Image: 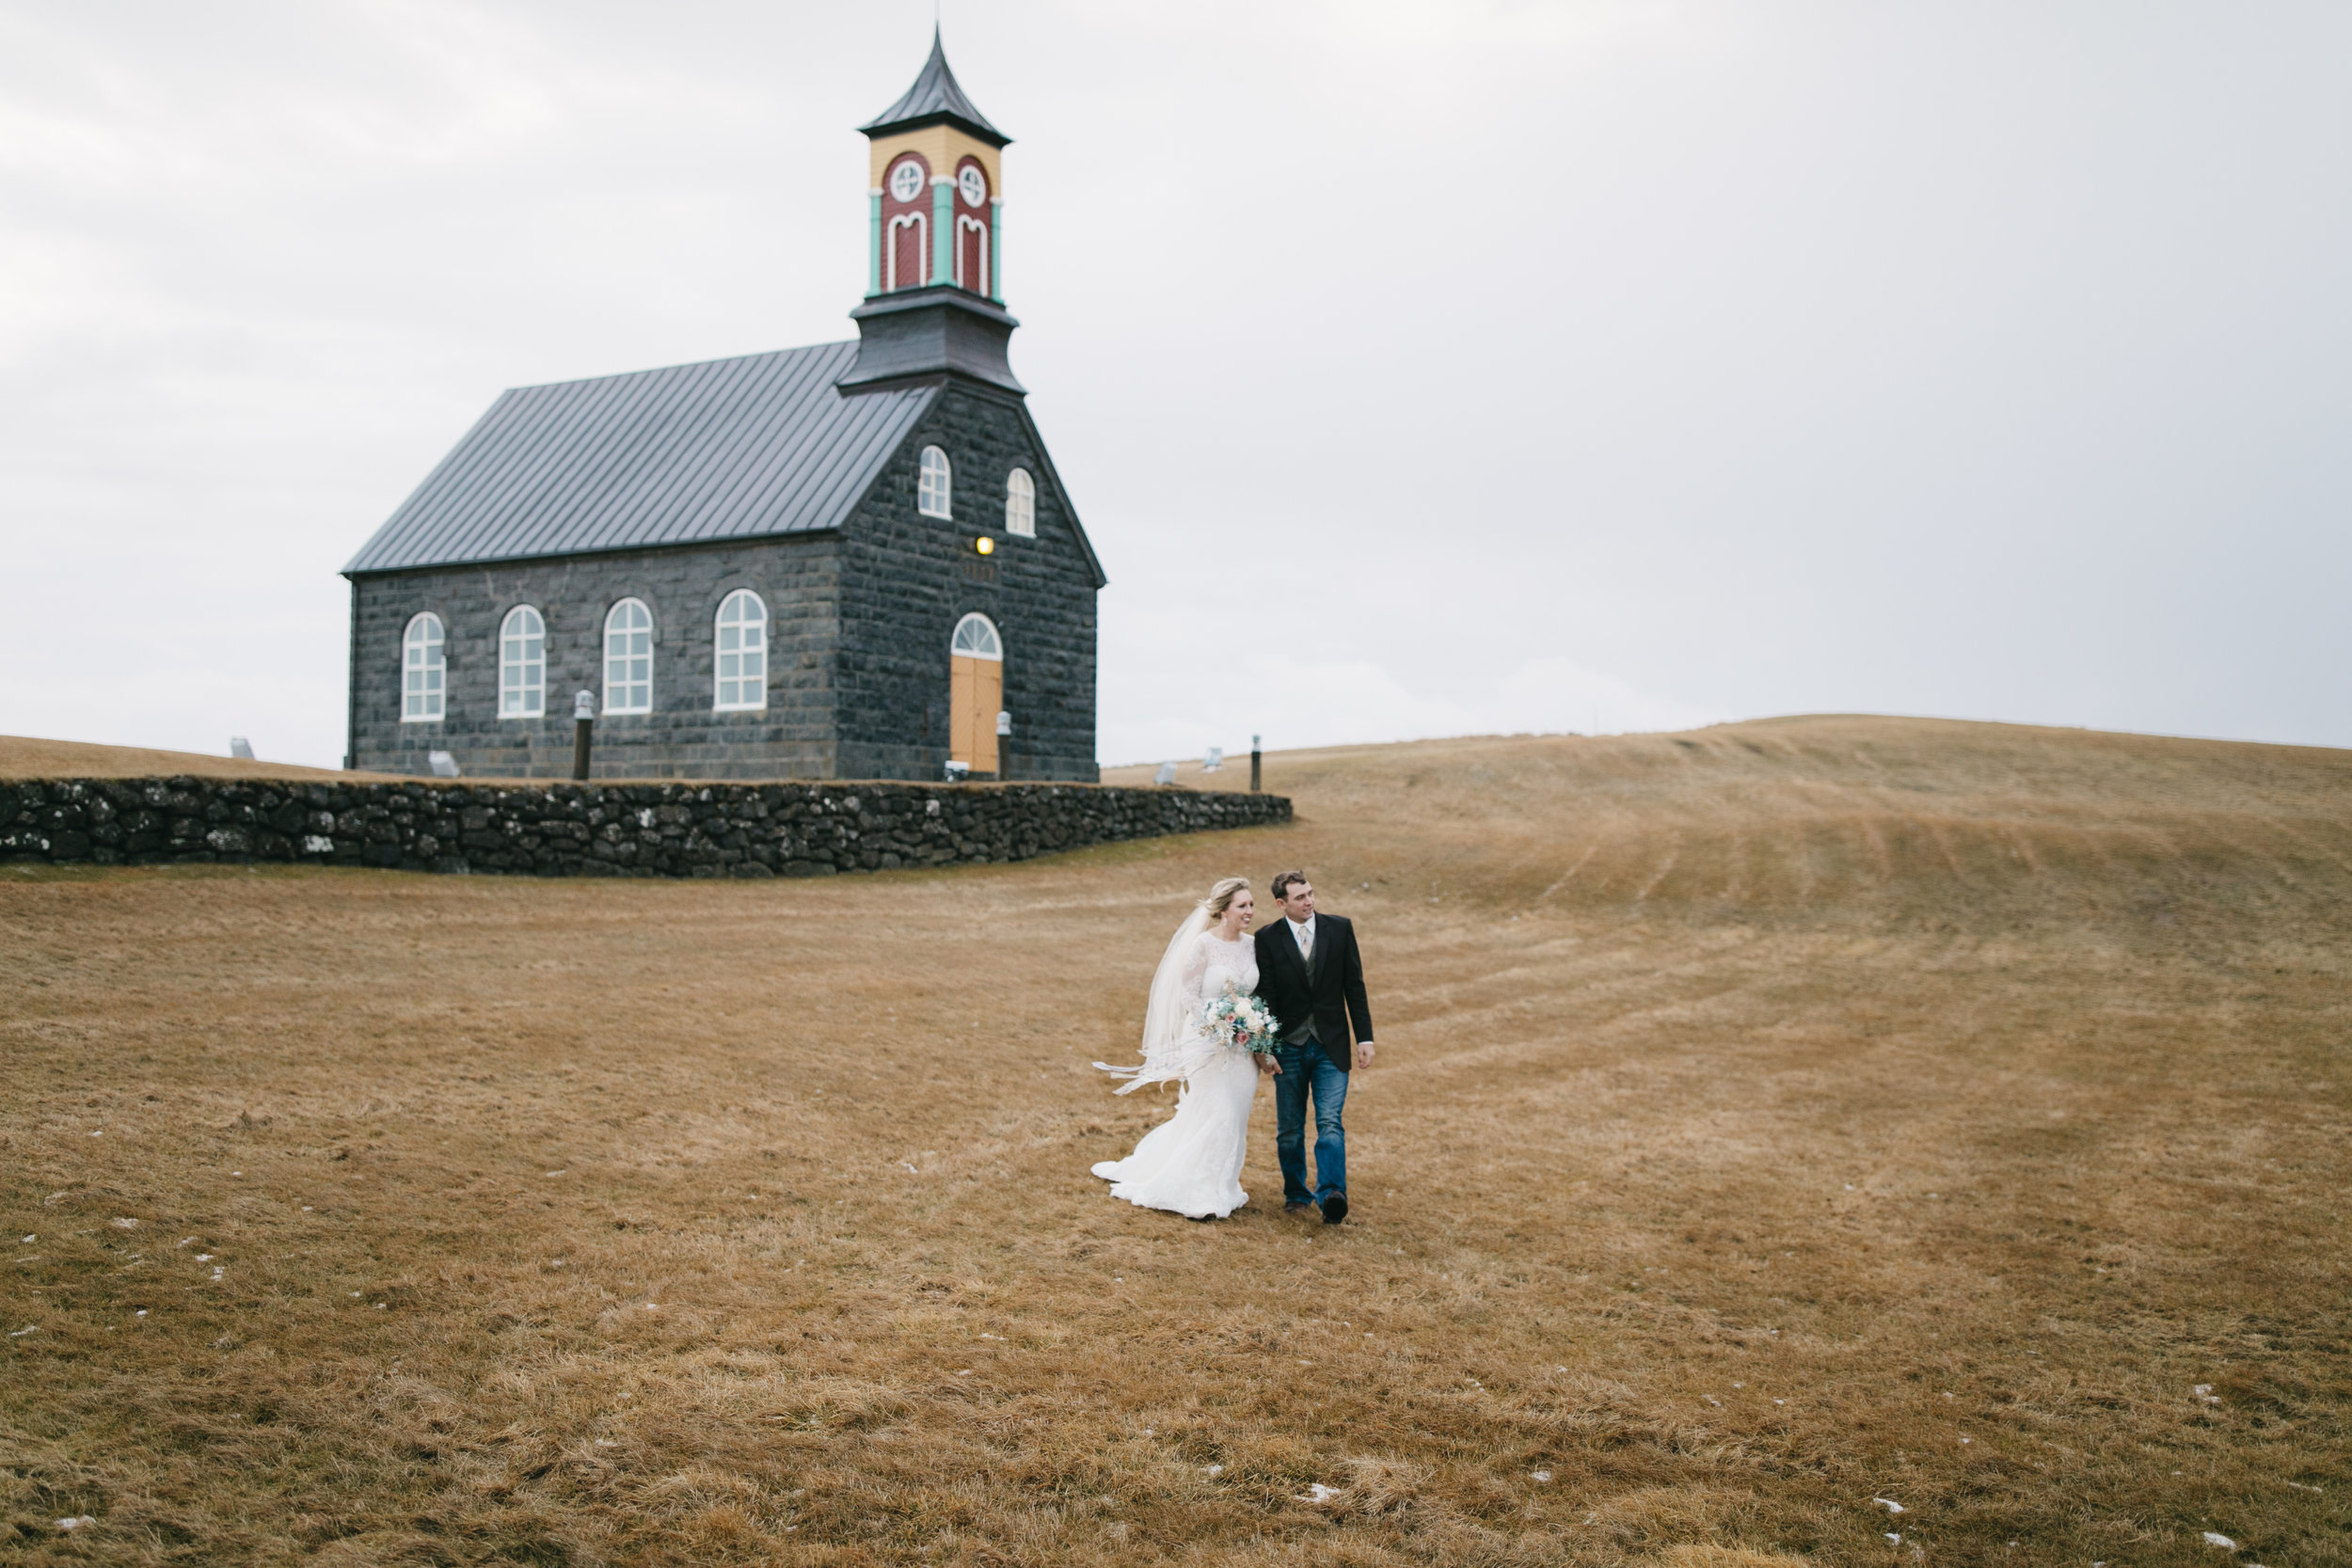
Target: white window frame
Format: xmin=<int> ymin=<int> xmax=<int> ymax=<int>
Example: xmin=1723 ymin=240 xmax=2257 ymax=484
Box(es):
xmin=950 ymin=611 xmax=1002 ymax=660
xmin=886 ymin=211 xmax=929 ymax=290
xmin=918 ymin=445 xmax=952 ymax=519
xmin=713 ymin=589 xmax=768 ymax=712
xmin=1004 ymin=467 xmax=1036 ymax=537
xmin=956 ymin=213 xmax=989 ymax=295
xmin=499 ymin=604 xmax=545 ymax=719
xmin=603 ymin=597 xmax=654 ymax=716
xmin=888 ymin=156 xmax=927 ymax=204
xmin=401 ymin=612 xmax=445 ymax=722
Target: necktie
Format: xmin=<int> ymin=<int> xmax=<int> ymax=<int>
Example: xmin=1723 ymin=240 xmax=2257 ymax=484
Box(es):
xmin=1297 ymin=922 xmax=1312 ymax=963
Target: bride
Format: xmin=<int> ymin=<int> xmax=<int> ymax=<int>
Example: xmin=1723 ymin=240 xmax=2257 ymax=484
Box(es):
xmin=1091 ymin=877 xmax=1268 ymax=1220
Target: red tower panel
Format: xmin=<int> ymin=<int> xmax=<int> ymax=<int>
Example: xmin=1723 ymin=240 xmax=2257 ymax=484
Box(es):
xmin=954 ymin=157 xmax=991 ymax=295
xmin=881 ymin=150 xmax=931 ymax=291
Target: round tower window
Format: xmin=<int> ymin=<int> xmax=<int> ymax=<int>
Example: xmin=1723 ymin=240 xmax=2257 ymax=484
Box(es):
xmin=959 ymin=166 xmax=987 ymax=208
xmin=889 ymin=158 xmax=926 ymax=202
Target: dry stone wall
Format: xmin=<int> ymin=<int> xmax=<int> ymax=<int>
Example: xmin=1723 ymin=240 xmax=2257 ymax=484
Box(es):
xmin=0 ymin=777 xmax=1289 ymax=878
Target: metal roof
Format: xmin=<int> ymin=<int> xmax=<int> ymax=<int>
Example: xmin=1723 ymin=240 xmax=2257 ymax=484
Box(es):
xmin=860 ymin=28 xmax=1009 ymax=148
xmin=343 ymin=342 xmax=934 ymax=575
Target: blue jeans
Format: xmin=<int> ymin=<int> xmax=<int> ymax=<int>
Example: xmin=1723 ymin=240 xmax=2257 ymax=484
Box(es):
xmin=1272 ymin=1039 xmax=1348 ymax=1205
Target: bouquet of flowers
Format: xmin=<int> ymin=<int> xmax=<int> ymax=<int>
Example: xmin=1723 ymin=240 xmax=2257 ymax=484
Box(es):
xmin=1200 ymin=988 xmax=1279 ymax=1055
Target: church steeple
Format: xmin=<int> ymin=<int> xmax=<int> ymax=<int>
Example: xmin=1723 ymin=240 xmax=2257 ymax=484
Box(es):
xmin=839 ymin=29 xmax=1023 ymax=394
xmin=860 ymin=26 xmax=1009 ymax=149
xmin=860 ymin=28 xmax=1008 ymax=304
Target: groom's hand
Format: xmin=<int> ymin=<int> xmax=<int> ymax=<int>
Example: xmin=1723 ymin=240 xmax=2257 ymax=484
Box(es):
xmin=1356 ymin=1040 xmax=1375 ymax=1069
xmin=1257 ymin=1053 xmax=1280 ymax=1076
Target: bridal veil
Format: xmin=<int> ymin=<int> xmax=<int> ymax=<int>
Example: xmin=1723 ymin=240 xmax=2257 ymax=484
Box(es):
xmin=1093 ymin=904 xmax=1224 ymax=1094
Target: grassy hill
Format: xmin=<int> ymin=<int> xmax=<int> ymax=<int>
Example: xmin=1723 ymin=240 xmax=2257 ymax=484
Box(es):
xmin=3 ymin=718 xmax=2345 ymax=1566
xmin=0 ymin=735 xmax=370 ymax=782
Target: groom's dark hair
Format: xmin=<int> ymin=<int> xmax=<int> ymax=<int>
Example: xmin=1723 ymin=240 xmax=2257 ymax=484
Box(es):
xmin=1270 ymin=869 xmax=1310 ymax=900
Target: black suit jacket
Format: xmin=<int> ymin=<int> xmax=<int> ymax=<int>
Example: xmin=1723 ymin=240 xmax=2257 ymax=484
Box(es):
xmin=1252 ymin=913 xmax=1374 ymax=1069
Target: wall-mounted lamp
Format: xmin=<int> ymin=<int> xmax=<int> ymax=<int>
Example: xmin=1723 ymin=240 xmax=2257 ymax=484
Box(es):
xmin=975 ymin=536 xmax=995 ymax=555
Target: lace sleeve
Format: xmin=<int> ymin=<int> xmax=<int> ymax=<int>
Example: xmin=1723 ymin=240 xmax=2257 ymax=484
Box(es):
xmin=1179 ymin=933 xmax=1213 ymax=1007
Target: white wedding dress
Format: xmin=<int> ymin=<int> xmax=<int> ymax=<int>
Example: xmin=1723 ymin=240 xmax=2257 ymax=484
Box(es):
xmin=1090 ymin=927 xmax=1262 ymax=1219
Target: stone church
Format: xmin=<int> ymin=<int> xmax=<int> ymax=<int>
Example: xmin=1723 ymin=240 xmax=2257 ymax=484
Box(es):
xmin=342 ymin=33 xmax=1104 ymax=782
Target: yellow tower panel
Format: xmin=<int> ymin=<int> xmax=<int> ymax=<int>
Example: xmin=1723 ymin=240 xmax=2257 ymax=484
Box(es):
xmin=867 ymin=128 xmax=1001 ymax=197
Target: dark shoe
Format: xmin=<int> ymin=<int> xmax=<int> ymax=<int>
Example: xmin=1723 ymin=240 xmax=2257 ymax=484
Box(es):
xmin=1284 ymin=1201 xmax=1314 ymax=1214
xmin=1320 ymin=1193 xmax=1348 ymax=1226
xmin=1187 ymin=1212 xmax=1216 ymax=1223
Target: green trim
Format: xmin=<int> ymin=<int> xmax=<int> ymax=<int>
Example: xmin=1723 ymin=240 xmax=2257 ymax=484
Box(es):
xmin=930 ymin=179 xmax=955 ymax=287
xmin=866 ymin=192 xmax=882 ymax=296
xmin=989 ymin=200 xmax=1003 ymax=303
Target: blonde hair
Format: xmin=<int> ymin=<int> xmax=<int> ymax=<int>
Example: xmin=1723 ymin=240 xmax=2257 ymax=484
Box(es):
xmin=1202 ymin=877 xmax=1251 ymax=921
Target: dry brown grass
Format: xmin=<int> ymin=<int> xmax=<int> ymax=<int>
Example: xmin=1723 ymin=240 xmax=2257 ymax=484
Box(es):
xmin=0 ymin=737 xmax=382 ymax=783
xmin=3 ymin=715 xmax=2346 ymax=1567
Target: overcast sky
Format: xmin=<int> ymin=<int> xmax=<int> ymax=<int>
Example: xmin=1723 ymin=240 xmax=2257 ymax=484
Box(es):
xmin=4 ymin=1 xmax=2347 ymax=768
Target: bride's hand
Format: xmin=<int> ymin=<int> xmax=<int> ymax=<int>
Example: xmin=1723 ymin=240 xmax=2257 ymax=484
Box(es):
xmin=1256 ymin=1053 xmax=1279 ymax=1076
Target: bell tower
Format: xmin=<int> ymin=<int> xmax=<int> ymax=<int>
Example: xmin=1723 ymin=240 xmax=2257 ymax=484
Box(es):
xmin=838 ymin=30 xmax=1024 ymax=393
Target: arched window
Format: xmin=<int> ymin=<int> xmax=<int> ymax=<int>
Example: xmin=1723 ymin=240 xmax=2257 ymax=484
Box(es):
xmin=713 ymin=589 xmax=767 ymax=711
xmin=918 ymin=445 xmax=952 ymax=519
xmin=948 ymin=613 xmax=1004 ymax=775
xmin=1004 ymin=467 xmax=1036 ymax=537
xmin=951 ymin=612 xmax=1002 ymax=659
xmin=401 ymin=612 xmax=444 ymax=722
xmin=887 ymin=211 xmax=928 ymax=290
xmin=499 ymin=605 xmax=545 ymax=719
xmin=956 ymin=214 xmax=989 ymax=295
xmin=603 ymin=598 xmax=653 ymax=715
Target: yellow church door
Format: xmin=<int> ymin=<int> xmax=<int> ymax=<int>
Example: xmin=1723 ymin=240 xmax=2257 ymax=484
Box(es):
xmin=948 ymin=613 xmax=1003 ymax=774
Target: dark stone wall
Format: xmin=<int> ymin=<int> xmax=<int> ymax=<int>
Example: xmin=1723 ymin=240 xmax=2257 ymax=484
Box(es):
xmin=349 ymin=536 xmax=843 ymax=781
xmin=0 ymin=777 xmax=1288 ymax=879
xmin=834 ymin=380 xmax=1100 ymax=782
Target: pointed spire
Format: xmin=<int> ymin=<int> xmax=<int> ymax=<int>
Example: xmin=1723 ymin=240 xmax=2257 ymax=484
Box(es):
xmin=860 ymin=27 xmax=1009 ymax=148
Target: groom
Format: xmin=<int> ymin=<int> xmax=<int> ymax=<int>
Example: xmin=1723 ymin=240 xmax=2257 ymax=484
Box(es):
xmin=1252 ymin=870 xmax=1375 ymax=1225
